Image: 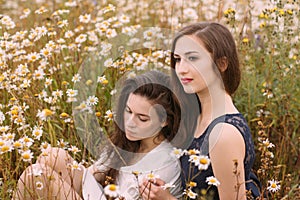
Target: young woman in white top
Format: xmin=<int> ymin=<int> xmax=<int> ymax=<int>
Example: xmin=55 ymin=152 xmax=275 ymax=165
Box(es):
xmin=14 ymin=70 xmax=183 ymax=200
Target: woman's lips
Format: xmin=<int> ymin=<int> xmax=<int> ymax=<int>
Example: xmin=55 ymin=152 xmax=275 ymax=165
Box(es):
xmin=180 ymin=78 xmax=193 ymax=84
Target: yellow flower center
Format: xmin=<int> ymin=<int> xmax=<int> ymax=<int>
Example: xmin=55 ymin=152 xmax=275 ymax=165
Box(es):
xmin=108 ymin=184 xmax=117 ymax=191
xmin=200 ymin=158 xmax=208 ymax=164
xmin=22 ymin=153 xmax=30 ymax=159
xmin=43 ymin=109 xmax=53 ymax=116
xmin=1 ymin=146 xmax=9 ymax=152
xmin=271 ymin=183 xmax=277 ymax=188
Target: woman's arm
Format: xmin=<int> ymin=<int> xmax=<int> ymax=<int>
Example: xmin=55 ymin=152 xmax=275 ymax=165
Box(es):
xmin=209 ymin=123 xmax=246 ymax=200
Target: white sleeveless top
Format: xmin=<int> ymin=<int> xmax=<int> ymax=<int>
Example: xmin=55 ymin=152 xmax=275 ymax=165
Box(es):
xmin=82 ymin=141 xmax=182 ymax=200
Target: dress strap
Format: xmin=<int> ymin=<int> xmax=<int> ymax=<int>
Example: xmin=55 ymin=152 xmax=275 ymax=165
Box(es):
xmin=198 ymin=115 xmax=227 ymax=155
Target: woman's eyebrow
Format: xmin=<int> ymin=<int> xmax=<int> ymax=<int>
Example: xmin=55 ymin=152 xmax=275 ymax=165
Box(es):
xmin=125 ymin=105 xmax=150 ymax=117
xmin=174 ymin=51 xmax=199 ymax=56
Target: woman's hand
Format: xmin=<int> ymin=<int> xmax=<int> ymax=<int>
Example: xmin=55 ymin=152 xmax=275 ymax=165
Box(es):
xmin=139 ymin=178 xmax=177 ymax=200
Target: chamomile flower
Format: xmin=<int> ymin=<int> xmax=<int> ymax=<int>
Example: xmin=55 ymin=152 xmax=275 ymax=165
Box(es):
xmin=0 ymin=141 xmax=13 ymax=154
xmin=104 ymin=184 xmax=119 ymax=198
xmin=183 ymin=188 xmax=197 ymax=199
xmin=267 ymin=179 xmax=281 ymax=192
xmin=183 ymin=8 xmax=198 ymax=19
xmin=145 ymin=172 xmax=160 ymax=183
xmin=71 ymin=73 xmax=81 ymax=83
xmin=40 ymin=141 xmax=49 ymax=151
xmin=37 ymin=109 xmax=54 ymax=121
xmin=68 ymin=145 xmax=81 ymax=154
xmin=171 ymin=147 xmax=184 ymax=158
xmin=64 ymin=30 xmax=74 ymax=39
xmin=75 ymin=34 xmax=87 ymax=43
xmin=0 ymin=125 xmax=10 ymax=133
xmin=68 ymin=160 xmax=82 ymax=171
xmin=186 ymin=149 xmax=200 ymax=155
xmin=21 ymin=150 xmax=34 ymax=162
xmin=206 ymin=176 xmax=220 ymax=186
xmin=197 ymin=155 xmax=211 ymax=170
xmin=27 ymin=52 xmax=40 ymax=63
xmin=32 ymin=126 xmax=43 ymax=140
xmin=86 ymin=95 xmax=98 ymax=106
xmin=20 ymin=136 xmax=34 ymax=147
xmin=106 ymin=28 xmax=117 ymax=38
xmin=35 ymin=181 xmax=44 ymax=190
xmin=52 ymin=90 xmax=63 ymax=99
xmin=104 ymin=110 xmax=114 ymax=121
xmin=79 ymin=14 xmax=91 ymax=23
xmin=119 ymin=14 xmax=130 ymax=24
xmin=66 ymin=89 xmax=78 ymax=97
xmin=57 ymin=139 xmax=69 ymax=149
xmin=262 ymin=138 xmax=275 ymax=148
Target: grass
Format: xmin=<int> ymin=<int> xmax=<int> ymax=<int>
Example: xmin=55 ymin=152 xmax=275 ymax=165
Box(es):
xmin=0 ymin=0 xmax=299 ymax=199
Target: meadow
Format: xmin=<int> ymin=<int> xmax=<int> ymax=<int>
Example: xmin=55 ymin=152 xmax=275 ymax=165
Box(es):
xmin=0 ymin=0 xmax=299 ymax=199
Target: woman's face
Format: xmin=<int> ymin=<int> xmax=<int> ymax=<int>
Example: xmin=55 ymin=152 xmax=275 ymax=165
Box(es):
xmin=173 ymin=35 xmax=220 ymax=94
xmin=124 ymin=93 xmax=164 ymax=142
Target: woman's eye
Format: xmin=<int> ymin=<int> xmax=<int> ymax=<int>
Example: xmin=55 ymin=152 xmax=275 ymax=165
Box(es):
xmin=174 ymin=57 xmax=181 ymax=63
xmin=139 ymin=117 xmax=149 ymax=122
xmin=125 ymin=107 xmax=131 ymax=113
xmin=188 ymin=56 xmax=198 ymax=61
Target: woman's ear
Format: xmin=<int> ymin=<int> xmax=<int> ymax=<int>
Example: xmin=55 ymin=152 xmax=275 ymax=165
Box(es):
xmin=217 ymin=57 xmax=228 ymax=72
xmin=161 ymin=121 xmax=168 ymax=128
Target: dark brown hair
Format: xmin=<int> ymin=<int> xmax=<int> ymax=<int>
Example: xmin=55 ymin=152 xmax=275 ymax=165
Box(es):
xmin=103 ymin=70 xmax=181 ymax=184
xmin=171 ymin=22 xmax=241 ymax=95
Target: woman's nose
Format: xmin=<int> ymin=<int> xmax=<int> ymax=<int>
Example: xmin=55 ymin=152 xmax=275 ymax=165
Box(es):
xmin=125 ymin=114 xmax=136 ymax=128
xmin=176 ymin=59 xmax=189 ymax=74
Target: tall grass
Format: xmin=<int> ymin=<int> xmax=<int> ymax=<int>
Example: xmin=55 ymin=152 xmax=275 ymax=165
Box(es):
xmin=0 ymin=0 xmax=299 ymax=199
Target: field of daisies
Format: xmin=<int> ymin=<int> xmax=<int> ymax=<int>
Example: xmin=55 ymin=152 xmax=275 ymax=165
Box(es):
xmin=0 ymin=0 xmax=299 ymax=199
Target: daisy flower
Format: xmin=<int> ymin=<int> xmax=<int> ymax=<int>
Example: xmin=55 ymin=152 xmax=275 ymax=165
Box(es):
xmin=79 ymin=14 xmax=91 ymax=23
xmin=104 ymin=110 xmax=114 ymax=121
xmin=186 ymin=149 xmax=200 ymax=155
xmin=64 ymin=30 xmax=74 ymax=39
xmin=171 ymin=147 xmax=184 ymax=158
xmin=37 ymin=109 xmax=54 ymax=121
xmin=68 ymin=145 xmax=81 ymax=154
xmin=21 ymin=150 xmax=34 ymax=162
xmin=32 ymin=126 xmax=43 ymax=140
xmin=86 ymin=95 xmax=98 ymax=106
xmin=183 ymin=188 xmax=197 ymax=199
xmin=206 ymin=176 xmax=220 ymax=186
xmin=68 ymin=161 xmax=82 ymax=171
xmin=66 ymin=89 xmax=78 ymax=97
xmin=119 ymin=14 xmax=130 ymax=24
xmin=35 ymin=181 xmax=44 ymax=190
xmin=75 ymin=34 xmax=87 ymax=43
xmin=145 ymin=172 xmax=159 ymax=184
xmin=71 ymin=73 xmax=81 ymax=83
xmin=262 ymin=138 xmax=275 ymax=148
xmin=104 ymin=184 xmax=119 ymax=198
xmin=0 ymin=141 xmax=13 ymax=154
xmin=57 ymin=139 xmax=69 ymax=149
xmin=267 ymin=179 xmax=281 ymax=192
xmin=197 ymin=155 xmax=211 ymax=170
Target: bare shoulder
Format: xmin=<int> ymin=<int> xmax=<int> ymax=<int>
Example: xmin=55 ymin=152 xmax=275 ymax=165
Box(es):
xmin=209 ymin=122 xmax=245 ymax=153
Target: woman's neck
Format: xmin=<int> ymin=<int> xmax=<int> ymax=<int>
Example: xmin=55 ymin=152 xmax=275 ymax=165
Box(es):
xmin=138 ymin=136 xmax=164 ymax=153
xmin=194 ymin=88 xmax=238 ymax=138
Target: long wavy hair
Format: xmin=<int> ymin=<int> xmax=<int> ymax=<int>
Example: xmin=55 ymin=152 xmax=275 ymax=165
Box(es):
xmin=98 ymin=70 xmax=181 ymax=184
xmin=169 ymin=22 xmax=241 ymax=146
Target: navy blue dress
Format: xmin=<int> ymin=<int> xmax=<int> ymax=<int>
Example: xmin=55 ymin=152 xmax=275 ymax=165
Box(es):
xmin=180 ymin=113 xmax=260 ymax=199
